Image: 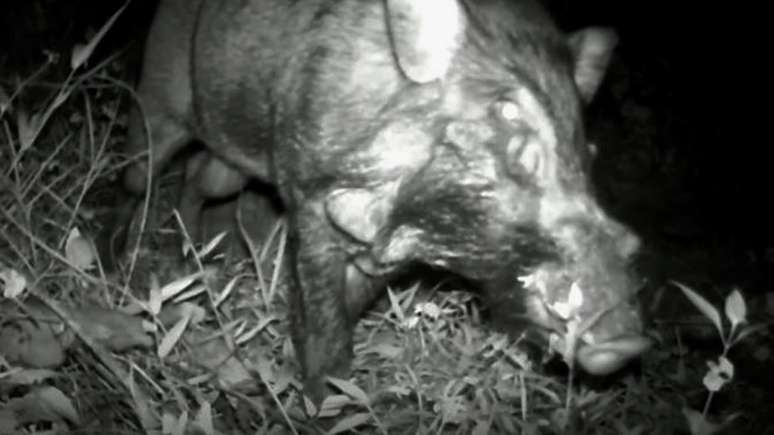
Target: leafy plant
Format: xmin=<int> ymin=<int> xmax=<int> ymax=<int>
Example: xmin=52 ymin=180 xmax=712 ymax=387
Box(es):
xmin=672 ymin=282 xmax=765 ymax=435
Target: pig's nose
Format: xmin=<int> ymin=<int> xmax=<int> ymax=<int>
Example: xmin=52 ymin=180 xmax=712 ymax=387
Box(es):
xmin=611 ymin=222 xmax=640 ymax=259
xmin=586 ymin=204 xmax=640 ymax=259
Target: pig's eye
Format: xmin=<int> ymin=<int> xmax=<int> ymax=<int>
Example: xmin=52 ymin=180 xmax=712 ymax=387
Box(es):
xmin=497 ymin=100 xmax=523 ymax=123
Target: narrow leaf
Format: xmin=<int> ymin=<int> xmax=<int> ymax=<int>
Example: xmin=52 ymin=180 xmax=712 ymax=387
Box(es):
xmin=148 ymin=285 xmax=163 ymax=316
xmin=158 ymin=312 xmax=191 ymax=359
xmin=327 ymin=377 xmax=370 ymax=405
xmin=214 ymin=276 xmax=240 ymax=308
xmin=673 ymin=281 xmax=723 ymax=339
xmin=197 ymin=231 xmax=228 ymax=257
xmin=303 ymin=395 xmax=318 ymax=417
xmin=160 ymin=272 xmax=200 ymax=302
xmin=71 ymin=1 xmax=128 ymax=69
xmin=318 ymin=394 xmax=351 ymax=418
xmin=386 ymin=287 xmax=405 ymax=322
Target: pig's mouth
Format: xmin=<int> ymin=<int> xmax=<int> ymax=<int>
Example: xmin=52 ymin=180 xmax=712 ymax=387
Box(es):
xmin=574 ymin=334 xmax=652 ymax=375
xmin=518 ymin=264 xmax=652 ymax=376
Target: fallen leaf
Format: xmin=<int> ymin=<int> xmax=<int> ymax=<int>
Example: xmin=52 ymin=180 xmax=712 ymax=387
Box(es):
xmin=6 ymin=386 xmax=80 ymax=425
xmin=0 ymin=269 xmax=27 ymax=298
xmin=0 ymin=297 xmax=152 ymax=369
xmin=187 ymin=334 xmax=252 ymax=390
xmin=69 ymin=305 xmax=154 ymax=351
xmin=0 ymin=306 xmax=69 ymax=367
xmin=65 ymin=227 xmax=96 ymax=270
xmin=158 ymin=302 xmax=207 ymax=327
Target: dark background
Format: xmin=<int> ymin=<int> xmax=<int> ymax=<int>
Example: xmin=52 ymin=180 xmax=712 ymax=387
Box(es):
xmin=1 ymin=0 xmax=768 ymax=292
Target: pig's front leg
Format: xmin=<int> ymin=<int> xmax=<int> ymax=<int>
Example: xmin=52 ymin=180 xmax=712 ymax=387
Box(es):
xmin=288 ymin=202 xmax=356 ymax=403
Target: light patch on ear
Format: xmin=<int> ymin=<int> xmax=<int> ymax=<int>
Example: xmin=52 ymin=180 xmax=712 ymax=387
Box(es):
xmin=568 ymin=27 xmax=617 ymax=103
xmin=325 ymin=185 xmax=398 ymax=243
xmin=386 ymin=0 xmax=463 ymax=83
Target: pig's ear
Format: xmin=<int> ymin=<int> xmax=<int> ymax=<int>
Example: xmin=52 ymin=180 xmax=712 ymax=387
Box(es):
xmin=386 ymin=0 xmax=464 ymax=83
xmin=325 ymin=187 xmax=395 ymax=244
xmin=568 ymin=27 xmax=618 ymax=103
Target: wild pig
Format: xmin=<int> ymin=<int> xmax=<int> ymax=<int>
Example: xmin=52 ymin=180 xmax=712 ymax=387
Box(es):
xmin=111 ymin=0 xmax=651 ymax=401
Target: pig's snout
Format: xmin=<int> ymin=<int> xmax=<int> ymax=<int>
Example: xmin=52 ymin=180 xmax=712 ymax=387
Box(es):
xmin=573 ymin=288 xmax=651 ymax=376
xmin=576 ymin=334 xmax=652 ymax=375
xmin=533 ymin=195 xmax=650 ymax=375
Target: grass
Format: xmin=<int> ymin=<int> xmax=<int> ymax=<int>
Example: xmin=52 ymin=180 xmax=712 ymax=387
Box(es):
xmin=1 ymin=21 xmax=773 ymax=435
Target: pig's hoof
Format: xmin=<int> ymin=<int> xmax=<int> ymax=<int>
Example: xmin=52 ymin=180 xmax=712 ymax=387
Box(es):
xmin=302 ymin=376 xmax=328 ymax=410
